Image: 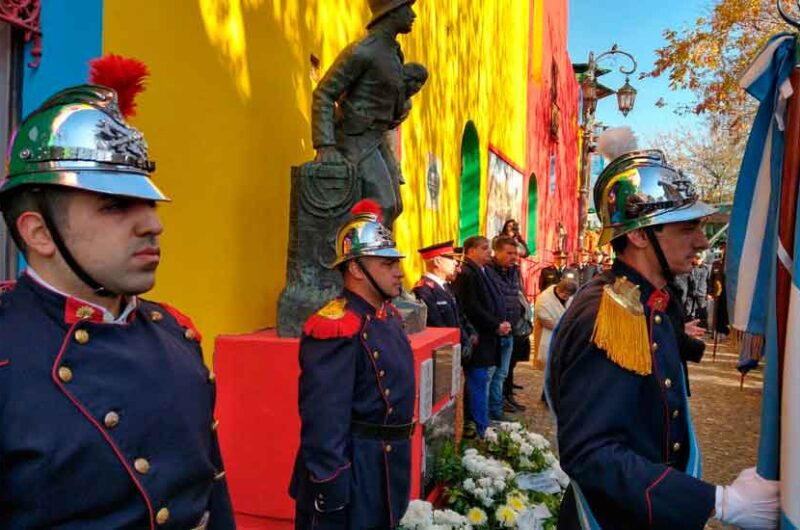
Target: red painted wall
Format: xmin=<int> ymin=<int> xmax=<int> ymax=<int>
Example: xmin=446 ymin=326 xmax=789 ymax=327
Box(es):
xmin=522 ymin=0 xmax=580 ymax=295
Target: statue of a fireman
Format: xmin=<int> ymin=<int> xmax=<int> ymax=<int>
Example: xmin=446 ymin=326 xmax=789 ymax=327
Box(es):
xmin=312 ymin=0 xmax=427 ymax=228
xmin=289 ymin=199 xmax=416 ymax=529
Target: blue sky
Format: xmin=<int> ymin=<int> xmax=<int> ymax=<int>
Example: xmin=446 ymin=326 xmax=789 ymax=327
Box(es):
xmin=568 ymin=0 xmax=710 ymax=142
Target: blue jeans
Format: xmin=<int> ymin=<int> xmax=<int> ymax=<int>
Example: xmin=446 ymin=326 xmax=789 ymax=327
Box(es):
xmin=464 ymin=367 xmax=490 ymax=436
xmin=488 ymin=335 xmax=513 ymax=417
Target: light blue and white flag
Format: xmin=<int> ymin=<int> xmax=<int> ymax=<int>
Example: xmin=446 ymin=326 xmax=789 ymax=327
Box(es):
xmin=728 ymin=32 xmax=800 ymax=529
xmin=727 ymin=33 xmax=796 ymax=371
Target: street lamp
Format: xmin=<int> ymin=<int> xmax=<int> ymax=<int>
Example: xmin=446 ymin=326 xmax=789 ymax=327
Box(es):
xmin=616 ymin=76 xmax=637 ymax=116
xmin=577 ymin=44 xmax=638 ymax=250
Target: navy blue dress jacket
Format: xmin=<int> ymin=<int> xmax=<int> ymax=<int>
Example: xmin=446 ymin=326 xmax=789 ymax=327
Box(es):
xmin=0 ymin=273 xmax=234 ymax=530
xmin=548 ymin=261 xmax=716 ymax=530
xmin=289 ymin=290 xmax=416 ymax=529
xmin=451 ymin=259 xmax=503 ymax=368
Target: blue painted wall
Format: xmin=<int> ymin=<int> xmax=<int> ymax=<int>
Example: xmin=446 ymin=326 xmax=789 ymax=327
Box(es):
xmin=22 ymin=0 xmax=103 ymax=115
xmin=17 ymin=0 xmax=103 ymax=271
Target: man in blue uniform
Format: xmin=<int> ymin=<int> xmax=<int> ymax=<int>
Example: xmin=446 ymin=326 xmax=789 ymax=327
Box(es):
xmin=413 ymin=240 xmax=462 ymax=329
xmin=0 ymin=85 xmax=234 ymax=529
xmin=548 ymin=149 xmax=780 ymax=529
xmin=289 ymin=199 xmax=416 ymax=529
xmin=413 ymin=240 xmax=477 ymax=351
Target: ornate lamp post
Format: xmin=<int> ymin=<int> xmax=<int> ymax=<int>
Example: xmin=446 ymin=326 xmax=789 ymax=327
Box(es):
xmin=577 ymin=44 xmax=638 ymax=250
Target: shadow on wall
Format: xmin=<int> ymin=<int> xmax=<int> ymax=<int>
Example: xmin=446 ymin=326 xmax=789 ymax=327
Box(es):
xmin=396 ymin=0 xmax=530 ymax=283
xmin=187 ymin=0 xmax=381 ymax=323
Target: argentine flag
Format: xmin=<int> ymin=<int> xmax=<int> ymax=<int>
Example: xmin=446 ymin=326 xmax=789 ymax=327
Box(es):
xmin=728 ymin=32 xmax=800 ymax=528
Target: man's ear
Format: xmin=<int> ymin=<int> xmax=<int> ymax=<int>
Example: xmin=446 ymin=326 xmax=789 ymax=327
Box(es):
xmin=346 ymin=259 xmax=365 ymax=280
xmin=626 ymin=229 xmax=650 ymax=250
xmin=16 ymin=211 xmax=56 ymax=257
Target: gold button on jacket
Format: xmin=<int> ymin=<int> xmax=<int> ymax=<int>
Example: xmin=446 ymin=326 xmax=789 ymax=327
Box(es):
xmin=104 ymin=411 xmax=120 ymax=429
xmin=134 ymin=458 xmax=150 ymax=475
xmin=58 ymin=366 xmax=73 ymax=383
xmin=74 ymin=329 xmax=90 ymax=344
xmin=156 ymin=507 xmax=170 ymax=525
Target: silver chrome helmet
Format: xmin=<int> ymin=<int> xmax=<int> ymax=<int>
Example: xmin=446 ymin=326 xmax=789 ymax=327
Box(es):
xmin=331 ymin=199 xmax=404 ymax=268
xmin=594 ymin=149 xmax=716 ymax=245
xmin=0 ymin=84 xmax=167 ymax=203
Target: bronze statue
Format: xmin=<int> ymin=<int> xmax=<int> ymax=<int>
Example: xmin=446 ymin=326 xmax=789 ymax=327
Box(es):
xmin=312 ymin=0 xmax=426 ymax=228
xmin=277 ymin=0 xmax=427 ymax=336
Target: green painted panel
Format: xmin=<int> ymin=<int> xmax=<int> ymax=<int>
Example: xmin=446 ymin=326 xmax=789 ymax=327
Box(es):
xmin=527 ymin=176 xmax=538 ymax=255
xmin=458 ymin=121 xmax=480 ymax=244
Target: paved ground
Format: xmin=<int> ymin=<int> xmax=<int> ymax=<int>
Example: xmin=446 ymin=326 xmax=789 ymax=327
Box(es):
xmin=510 ymin=334 xmax=764 ymax=529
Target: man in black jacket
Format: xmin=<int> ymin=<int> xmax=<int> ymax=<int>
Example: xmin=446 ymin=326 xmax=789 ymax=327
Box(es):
xmin=452 ymin=236 xmax=509 ymax=437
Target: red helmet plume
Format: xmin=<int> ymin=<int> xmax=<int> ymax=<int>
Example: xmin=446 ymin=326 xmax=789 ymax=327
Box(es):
xmin=88 ymin=54 xmax=150 ymax=118
xmin=351 ymin=199 xmax=383 ymax=222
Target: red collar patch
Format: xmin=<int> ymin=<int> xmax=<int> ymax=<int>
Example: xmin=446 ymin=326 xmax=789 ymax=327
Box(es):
xmin=64 ymin=298 xmax=106 ymax=324
xmin=646 ymin=290 xmax=670 ymax=312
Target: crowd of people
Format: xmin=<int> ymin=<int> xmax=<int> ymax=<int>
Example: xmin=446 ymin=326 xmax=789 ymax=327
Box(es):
xmin=411 ymin=219 xmax=612 ymax=438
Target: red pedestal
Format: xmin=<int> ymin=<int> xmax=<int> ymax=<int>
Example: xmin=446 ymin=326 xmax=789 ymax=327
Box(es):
xmin=215 ymin=326 xmax=459 ymax=529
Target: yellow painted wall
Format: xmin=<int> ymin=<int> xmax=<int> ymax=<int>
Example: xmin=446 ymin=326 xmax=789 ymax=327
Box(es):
xmin=103 ymin=0 xmax=530 ymax=359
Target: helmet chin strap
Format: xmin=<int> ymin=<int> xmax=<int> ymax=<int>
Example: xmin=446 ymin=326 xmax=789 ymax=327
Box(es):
xmin=644 ymin=227 xmax=675 ymax=285
xmin=355 ymin=258 xmax=393 ymax=301
xmin=34 ymin=190 xmax=118 ymax=298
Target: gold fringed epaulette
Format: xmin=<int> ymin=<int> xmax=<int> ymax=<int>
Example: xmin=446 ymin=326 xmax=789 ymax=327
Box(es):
xmin=591 ymin=277 xmax=652 ymax=375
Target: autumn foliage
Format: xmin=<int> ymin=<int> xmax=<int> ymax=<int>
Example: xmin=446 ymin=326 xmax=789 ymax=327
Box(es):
xmin=647 ymin=0 xmax=790 ymax=132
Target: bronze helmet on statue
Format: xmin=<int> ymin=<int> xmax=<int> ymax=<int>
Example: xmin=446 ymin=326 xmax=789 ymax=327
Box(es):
xmin=367 ymin=0 xmax=416 ymax=27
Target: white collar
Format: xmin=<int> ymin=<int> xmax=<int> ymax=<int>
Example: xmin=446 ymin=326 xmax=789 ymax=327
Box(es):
xmin=424 ymin=272 xmax=448 ymax=289
xmin=25 ymin=267 xmax=138 ymax=324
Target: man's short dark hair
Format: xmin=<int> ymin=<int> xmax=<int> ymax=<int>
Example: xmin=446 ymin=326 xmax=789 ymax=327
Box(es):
xmin=556 ymin=279 xmax=579 ymax=296
xmin=0 ymin=187 xmax=70 ymax=254
xmin=463 ymin=235 xmax=488 ymax=254
xmin=493 ymin=235 xmax=517 ymax=251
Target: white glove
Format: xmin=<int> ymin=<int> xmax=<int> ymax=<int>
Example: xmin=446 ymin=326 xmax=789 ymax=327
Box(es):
xmin=715 ymin=467 xmax=780 ymax=529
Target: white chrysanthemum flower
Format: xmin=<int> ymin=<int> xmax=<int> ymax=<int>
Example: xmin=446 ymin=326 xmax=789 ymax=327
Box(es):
xmin=519 ymin=442 xmax=534 ymax=456
xmin=400 ymin=500 xmax=433 ymax=526
xmin=485 ymin=429 xmax=499 ymax=444
xmin=493 ymin=478 xmax=506 ymax=491
xmin=495 ymin=505 xmax=518 ymax=527
xmin=481 ymin=494 xmax=494 ymax=508
xmin=527 ymin=432 xmax=550 ymax=450
xmin=507 ymin=494 xmax=527 ymax=513
xmin=510 ymin=432 xmax=523 ymax=444
xmin=478 ymin=477 xmax=493 ymax=488
xmin=462 ymin=478 xmax=476 ymax=492
xmin=433 ymin=508 xmax=469 ymax=525
xmin=466 ymin=507 xmax=488 ymax=525
xmin=464 ymin=448 xmax=479 ymax=457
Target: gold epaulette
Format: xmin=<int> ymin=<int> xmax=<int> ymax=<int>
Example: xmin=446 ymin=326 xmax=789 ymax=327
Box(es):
xmin=591 ymin=277 xmax=652 ymax=375
xmin=303 ymin=298 xmax=361 ymax=339
xmin=317 ymin=298 xmax=348 ymax=319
